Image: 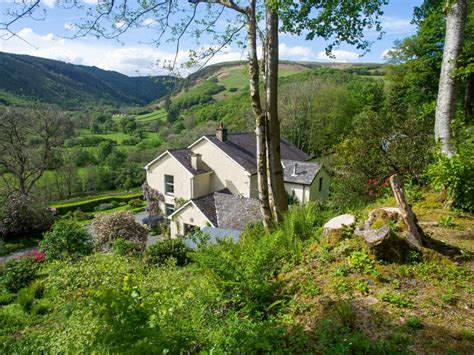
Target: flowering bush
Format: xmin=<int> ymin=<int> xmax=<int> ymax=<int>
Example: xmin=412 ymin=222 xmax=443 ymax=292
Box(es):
xmin=0 ymin=193 xmax=55 ymax=240
xmin=142 ymin=182 xmax=164 ymax=216
xmin=91 ymin=211 xmax=148 ymax=252
xmin=40 ymin=220 xmax=93 ymax=261
xmin=25 ymin=250 xmax=46 ymax=263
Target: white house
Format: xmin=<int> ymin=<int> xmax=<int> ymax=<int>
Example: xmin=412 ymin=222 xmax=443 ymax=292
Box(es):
xmin=144 ymin=123 xmax=330 ymax=237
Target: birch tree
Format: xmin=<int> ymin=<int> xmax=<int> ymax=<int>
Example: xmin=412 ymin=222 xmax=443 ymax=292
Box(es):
xmin=435 ymin=0 xmax=468 ymax=156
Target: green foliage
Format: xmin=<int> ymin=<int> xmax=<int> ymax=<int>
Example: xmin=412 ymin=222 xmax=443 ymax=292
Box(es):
xmin=111 ymin=238 xmax=138 ymax=256
xmin=426 ymin=143 xmax=474 ymax=212
xmin=334 ymin=299 xmax=357 ymax=329
xmin=1 ymin=257 xmax=38 ymax=293
xmin=438 ymin=215 xmax=455 ymax=228
xmin=167 ymin=79 xmax=225 ymax=121
xmin=52 ymin=192 xmax=143 ymax=215
xmin=145 ymin=239 xmax=189 ymax=266
xmin=404 ymin=316 xmax=423 ymax=330
xmin=379 ymin=292 xmax=413 ymax=308
xmin=347 ymin=251 xmax=377 ymax=275
xmin=40 ymin=220 xmax=93 ymax=261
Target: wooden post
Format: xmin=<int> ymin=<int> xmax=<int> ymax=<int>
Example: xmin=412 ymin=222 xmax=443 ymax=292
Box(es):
xmin=390 ymin=174 xmax=425 ymax=249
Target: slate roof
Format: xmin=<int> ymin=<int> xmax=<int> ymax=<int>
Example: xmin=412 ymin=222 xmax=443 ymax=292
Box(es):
xmin=204 ymin=133 xmax=311 ymax=174
xmin=168 ymin=148 xmax=212 ymax=176
xmin=214 ymin=192 xmax=261 ymax=231
xmin=282 ymin=159 xmax=323 ymax=186
xmin=186 ymin=189 xmax=260 ymax=231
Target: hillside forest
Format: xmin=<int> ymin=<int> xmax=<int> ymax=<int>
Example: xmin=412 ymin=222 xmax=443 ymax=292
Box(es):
xmin=0 ymin=0 xmax=473 ymax=353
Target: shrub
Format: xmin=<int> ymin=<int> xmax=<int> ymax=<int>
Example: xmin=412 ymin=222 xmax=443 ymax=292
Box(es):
xmin=0 ymin=193 xmax=55 ymax=240
xmin=128 ymin=199 xmax=143 ymax=209
xmin=73 ymin=210 xmax=93 ymax=221
xmin=426 ymin=143 xmax=474 ymax=212
xmin=52 ymin=193 xmax=143 ymax=215
xmin=91 ymin=211 xmax=148 ymax=252
xmin=1 ymin=257 xmax=39 ymax=292
xmin=40 ymin=220 xmax=93 ymax=261
xmin=112 ymin=238 xmax=138 ymax=256
xmin=145 ymin=239 xmax=189 ymax=266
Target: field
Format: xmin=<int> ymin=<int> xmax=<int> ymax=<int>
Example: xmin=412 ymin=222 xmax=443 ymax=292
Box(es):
xmin=217 ymin=64 xmax=311 ymax=91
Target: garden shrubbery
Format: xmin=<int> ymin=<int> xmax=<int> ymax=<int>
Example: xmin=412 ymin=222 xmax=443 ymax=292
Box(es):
xmin=39 ymin=220 xmax=93 ymax=261
xmin=91 ymin=211 xmax=148 ymax=252
xmin=145 ymin=239 xmax=189 ymax=266
xmin=1 ymin=256 xmax=40 ymax=292
xmin=0 ymin=193 xmax=55 ymax=241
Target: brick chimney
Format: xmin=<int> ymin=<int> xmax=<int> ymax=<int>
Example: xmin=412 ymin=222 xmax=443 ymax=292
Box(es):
xmin=216 ymin=122 xmax=227 ymax=142
xmin=191 ymin=153 xmax=202 ymax=170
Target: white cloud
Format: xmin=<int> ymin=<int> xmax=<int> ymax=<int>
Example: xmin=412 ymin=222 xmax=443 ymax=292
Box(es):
xmin=279 ymin=43 xmax=313 ymax=60
xmin=142 ymin=18 xmax=157 ymax=27
xmin=0 ymin=28 xmax=245 ymax=76
xmin=82 ymin=0 xmax=98 ymax=4
xmin=316 ymin=49 xmax=359 ymax=62
xmin=41 ymin=0 xmax=56 ymax=8
xmin=381 ymin=47 xmax=401 ymax=60
xmin=380 ymin=16 xmax=415 ymax=34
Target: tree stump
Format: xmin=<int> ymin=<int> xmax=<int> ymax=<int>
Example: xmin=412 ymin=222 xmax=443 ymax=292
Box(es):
xmin=389 ymin=174 xmax=426 ymax=250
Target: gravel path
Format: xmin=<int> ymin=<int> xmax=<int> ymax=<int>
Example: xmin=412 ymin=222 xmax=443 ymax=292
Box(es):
xmin=0 ymin=246 xmax=38 ymax=263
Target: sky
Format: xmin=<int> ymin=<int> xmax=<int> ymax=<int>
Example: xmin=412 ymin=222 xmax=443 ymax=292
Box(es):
xmin=0 ymin=0 xmax=423 ymax=76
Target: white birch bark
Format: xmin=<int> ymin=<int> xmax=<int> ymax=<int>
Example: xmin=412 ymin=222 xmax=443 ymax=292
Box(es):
xmin=435 ymin=0 xmax=467 ymax=157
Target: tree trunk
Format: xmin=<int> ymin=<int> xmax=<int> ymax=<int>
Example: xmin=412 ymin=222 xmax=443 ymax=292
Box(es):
xmin=265 ymin=5 xmax=288 ymax=222
xmin=389 ymin=174 xmax=425 ymax=249
xmin=434 ymin=0 xmax=467 ymax=157
xmin=246 ymin=1 xmax=273 ymax=231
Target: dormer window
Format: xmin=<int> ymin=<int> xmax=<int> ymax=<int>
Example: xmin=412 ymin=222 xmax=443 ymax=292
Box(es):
xmin=165 ymin=175 xmax=174 ymax=195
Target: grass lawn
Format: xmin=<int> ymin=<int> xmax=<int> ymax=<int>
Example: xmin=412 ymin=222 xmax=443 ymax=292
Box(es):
xmin=135 ymin=109 xmax=167 ymax=122
xmin=78 ymin=129 xmax=134 ymax=144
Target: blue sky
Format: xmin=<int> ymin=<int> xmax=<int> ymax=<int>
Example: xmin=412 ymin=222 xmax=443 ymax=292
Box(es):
xmin=0 ymin=0 xmax=422 ymax=76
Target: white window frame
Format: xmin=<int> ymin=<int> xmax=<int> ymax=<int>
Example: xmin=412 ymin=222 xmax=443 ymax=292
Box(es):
xmin=165 ymin=203 xmax=175 ymax=216
xmin=164 ymin=174 xmax=174 ymax=195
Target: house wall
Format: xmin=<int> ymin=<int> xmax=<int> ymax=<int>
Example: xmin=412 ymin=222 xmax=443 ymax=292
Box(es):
xmin=192 ymin=173 xmax=212 ymax=199
xmin=284 ymin=182 xmax=309 ymax=204
xmin=170 ymin=203 xmax=212 ymax=238
xmin=309 ymin=169 xmax=330 ymax=200
xmin=191 ymin=139 xmax=252 ymax=197
xmin=146 ymin=153 xmax=192 ymax=213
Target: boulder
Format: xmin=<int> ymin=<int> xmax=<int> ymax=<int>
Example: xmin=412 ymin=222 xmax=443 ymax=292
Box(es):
xmin=323 ymin=214 xmax=356 ymax=245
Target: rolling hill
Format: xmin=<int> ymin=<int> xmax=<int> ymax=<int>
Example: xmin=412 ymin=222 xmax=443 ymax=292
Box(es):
xmin=0 ymin=52 xmax=179 ymax=107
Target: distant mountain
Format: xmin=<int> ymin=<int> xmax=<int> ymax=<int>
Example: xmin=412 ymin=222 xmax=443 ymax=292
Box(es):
xmin=0 ymin=52 xmax=179 ymax=107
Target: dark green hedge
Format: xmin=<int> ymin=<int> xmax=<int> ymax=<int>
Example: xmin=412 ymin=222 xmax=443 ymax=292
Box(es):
xmin=51 ymin=193 xmax=143 ymax=215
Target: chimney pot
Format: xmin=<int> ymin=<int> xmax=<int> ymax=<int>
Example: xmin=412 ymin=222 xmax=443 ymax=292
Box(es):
xmin=292 ymin=163 xmax=298 ymax=176
xmin=216 ymin=122 xmax=227 ymax=142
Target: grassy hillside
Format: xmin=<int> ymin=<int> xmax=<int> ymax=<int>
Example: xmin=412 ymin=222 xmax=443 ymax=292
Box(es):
xmin=0 ymin=52 xmax=178 ymax=107
xmin=0 ymin=191 xmax=472 ymax=353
